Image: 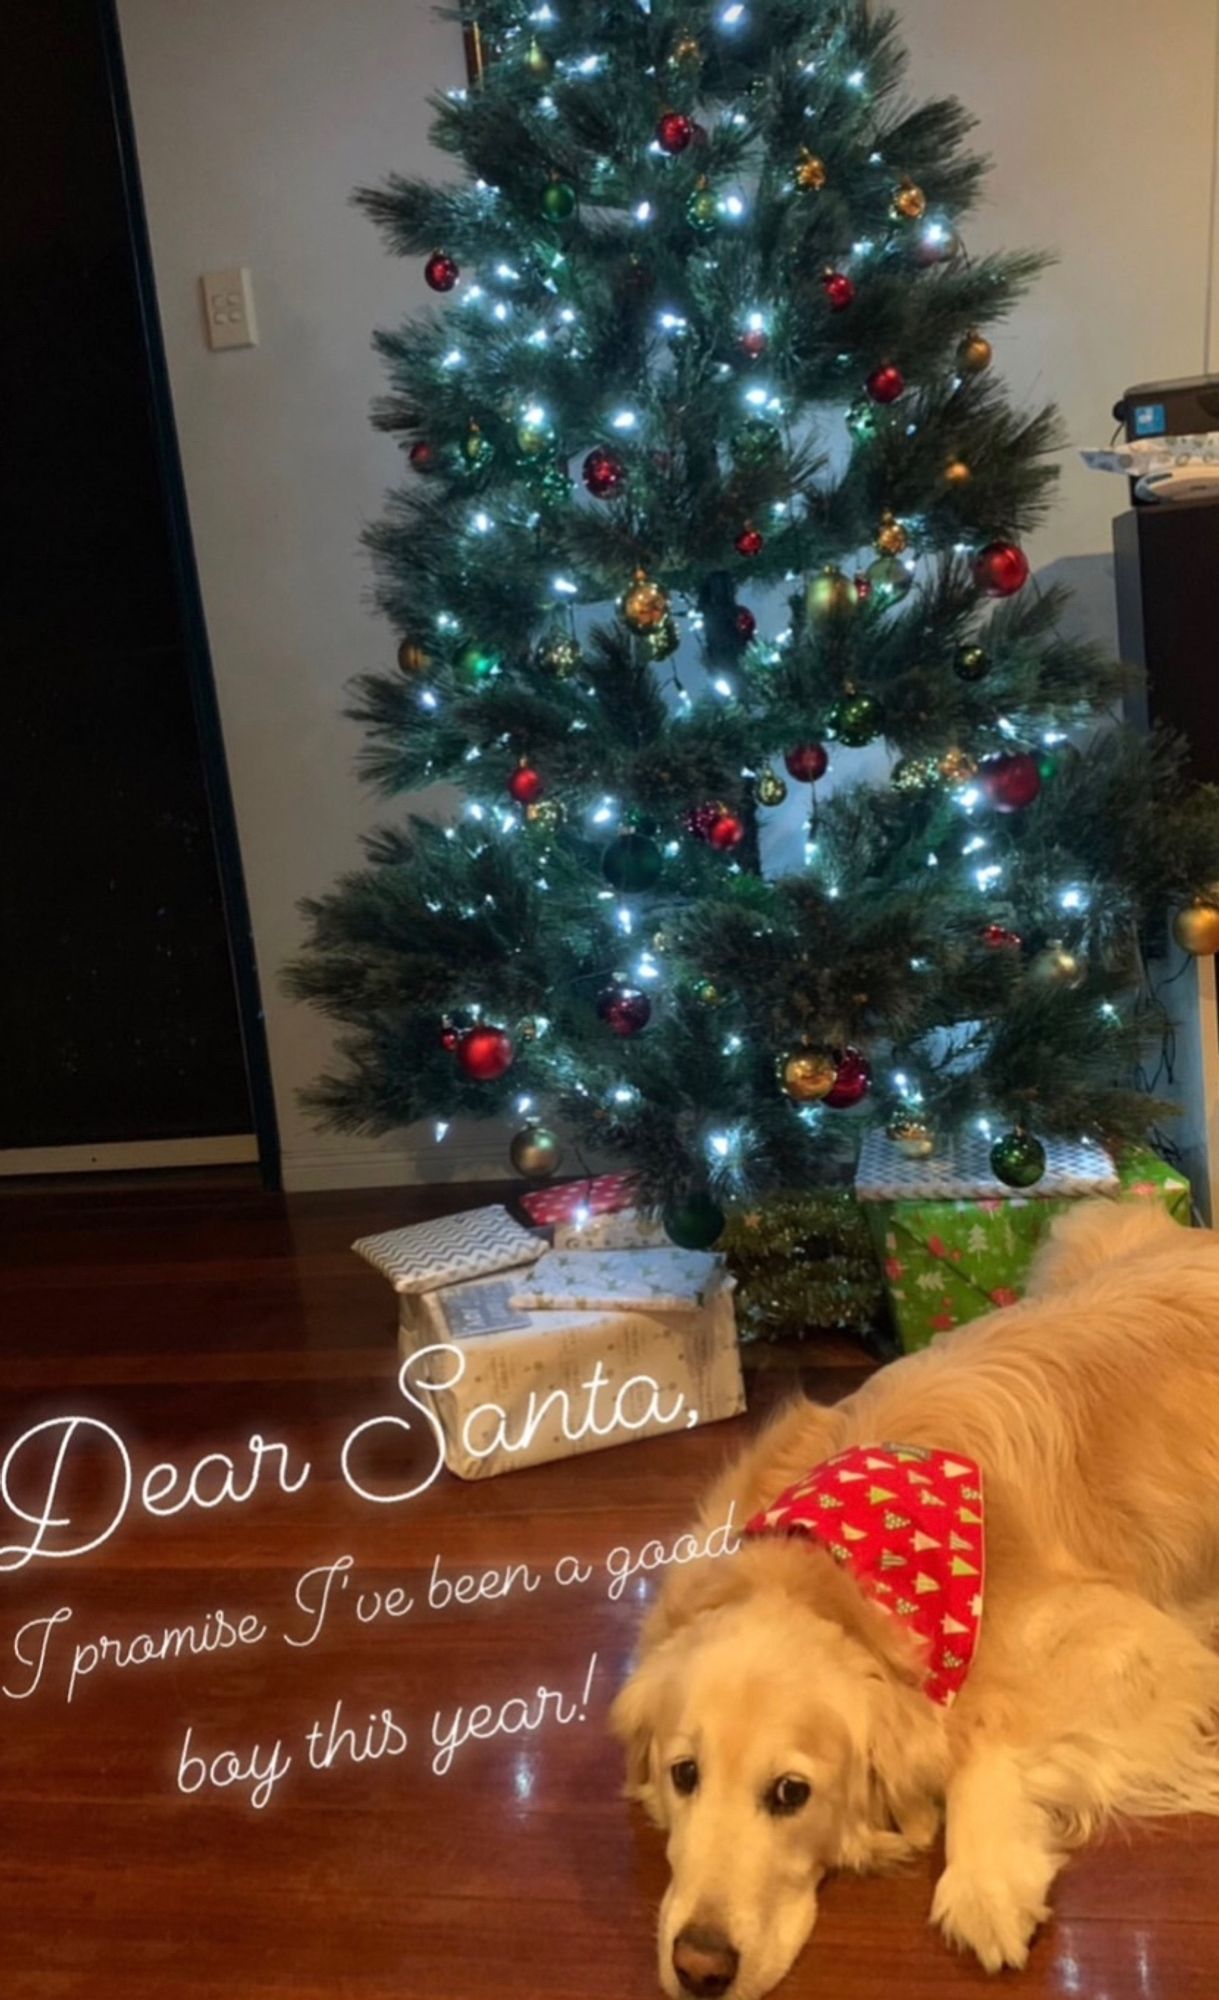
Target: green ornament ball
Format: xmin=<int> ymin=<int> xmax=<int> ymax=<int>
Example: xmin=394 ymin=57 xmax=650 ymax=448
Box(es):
xmin=732 ymin=416 xmax=783 ymax=466
xmin=686 ymin=184 xmax=719 ymax=235
xmin=541 ymin=179 xmax=577 ymax=223
xmin=664 ymin=1191 xmax=726 ymax=1250
xmin=955 ymin=643 xmax=990 ymax=683
xmin=457 ymin=642 xmax=498 ymax=680
xmin=829 ymin=692 xmax=883 ymax=748
xmin=602 ymin=831 xmax=663 ymax=893
xmin=867 ymin=555 xmax=913 ymax=605
xmin=990 ymin=1129 xmax=1047 ymax=1191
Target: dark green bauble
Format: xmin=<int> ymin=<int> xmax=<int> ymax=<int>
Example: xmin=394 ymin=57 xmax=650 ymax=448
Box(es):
xmin=646 ymin=614 xmax=681 ymax=660
xmin=806 ymin=565 xmax=856 ymax=622
xmin=955 ymin=643 xmax=990 ymax=683
xmin=603 ymin=832 xmax=663 ymax=892
xmin=541 ymin=179 xmax=577 ymax=223
xmin=732 ymin=416 xmax=783 ymax=465
xmin=534 ymin=462 xmax=571 ymax=509
xmin=846 ymin=399 xmax=879 ymax=444
xmin=535 ymin=632 xmax=582 ymax=679
xmin=457 ymin=642 xmax=498 ymax=680
xmin=990 ymin=1129 xmax=1047 ymax=1191
xmin=664 ymin=1191 xmax=726 ymax=1250
xmin=686 ymin=183 xmax=719 ymax=234
xmin=509 ymin=1124 xmax=563 ymax=1179
xmin=866 ymin=555 xmax=912 ymax=605
xmin=829 ymin=692 xmax=882 ymax=748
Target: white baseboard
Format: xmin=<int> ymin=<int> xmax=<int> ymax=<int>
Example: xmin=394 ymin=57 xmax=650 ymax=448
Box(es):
xmin=0 ymin=1134 xmax=259 ymax=1177
xmin=281 ymin=1126 xmax=510 ymax=1191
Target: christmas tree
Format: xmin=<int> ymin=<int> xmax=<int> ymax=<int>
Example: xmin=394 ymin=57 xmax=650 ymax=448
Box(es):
xmin=288 ymin=0 xmax=1219 ymax=1248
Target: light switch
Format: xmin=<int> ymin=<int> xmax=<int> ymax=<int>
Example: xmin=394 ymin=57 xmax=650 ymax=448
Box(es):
xmin=201 ymin=267 xmax=258 ymax=350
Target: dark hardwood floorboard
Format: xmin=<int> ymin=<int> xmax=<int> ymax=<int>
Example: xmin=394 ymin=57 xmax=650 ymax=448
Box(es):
xmin=0 ymin=1174 xmax=1213 ymax=1999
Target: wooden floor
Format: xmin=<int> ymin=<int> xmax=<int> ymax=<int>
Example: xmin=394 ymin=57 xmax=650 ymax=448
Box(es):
xmin=2 ymin=1173 xmax=1217 ymax=1999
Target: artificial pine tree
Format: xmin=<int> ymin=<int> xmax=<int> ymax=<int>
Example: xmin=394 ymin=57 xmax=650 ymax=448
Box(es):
xmin=289 ymin=0 xmax=1219 ymax=1249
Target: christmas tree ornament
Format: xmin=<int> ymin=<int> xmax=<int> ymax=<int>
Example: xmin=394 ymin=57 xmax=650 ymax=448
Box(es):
xmin=867 ymin=363 xmax=906 ymax=405
xmin=456 ymin=1025 xmax=515 ymax=1081
xmin=891 ymin=179 xmax=927 ymax=221
xmin=582 ymin=444 xmax=625 ymax=498
xmin=846 ymin=399 xmax=879 ymax=443
xmin=892 ymin=755 xmax=938 ymax=793
xmin=646 ymin=614 xmax=681 ymax=660
xmin=596 ymin=983 xmax=652 ymax=1036
xmin=732 ymin=416 xmax=783 ymax=464
xmin=509 ymin=1124 xmax=563 ymax=1178
xmin=825 ymin=1046 xmax=873 ymax=1109
xmin=603 ymin=831 xmax=663 ymax=891
xmin=867 ymin=555 xmax=913 ymax=604
xmin=424 ymin=250 xmax=460 ymax=292
xmin=1029 ymin=940 xmax=1087 ymax=990
xmin=457 ymin=641 xmax=497 ymax=679
xmin=664 ymin=1192 xmax=726 ymax=1251
xmin=990 ymin=1129 xmax=1047 ymax=1191
xmin=735 ymin=523 xmax=764 ymax=557
xmin=938 ymin=746 xmax=978 ymax=786
xmin=1173 ymin=898 xmax=1219 ymax=956
xmin=692 ymin=977 xmax=723 ymax=1007
xmin=785 ymin=743 xmax=829 ymax=784
xmin=684 ymin=802 xmax=724 ymax=842
xmin=887 ymin=1112 xmax=936 ymax=1159
xmin=974 ymin=540 xmax=1031 ymax=598
xmin=396 ymin=640 xmax=428 ymax=675
xmin=464 ymin=421 xmax=494 ymax=468
xmin=854 ymin=572 xmax=872 ymax=603
xmin=981 ymin=751 xmax=1042 ymax=812
xmin=793 ymin=148 xmax=828 ymax=191
xmin=524 ymin=36 xmax=553 ymax=78
xmin=829 ymin=692 xmax=882 ymax=748
xmin=408 ymin=439 xmax=434 ymax=472
xmin=507 ymin=763 xmax=544 ymax=807
xmin=669 ymin=29 xmax=702 ymax=70
xmin=874 ymin=512 xmax=910 ymax=558
xmin=756 ymin=767 xmax=788 ymax=807
xmin=807 ymin=565 xmax=856 ymax=621
xmin=535 ymin=632 xmax=582 ymax=678
xmin=958 ymin=330 xmax=994 ymax=375
xmin=687 ymin=179 xmax=719 ymax=234
xmin=541 ymin=177 xmax=578 ymax=223
xmin=735 ymin=605 xmax=757 ymax=640
xmin=823 ymin=270 xmax=856 ymax=311
xmin=439 ymin=1022 xmax=460 ymax=1052
xmin=708 ymin=809 xmax=746 ymax=852
xmin=913 ymin=224 xmax=962 ymax=269
xmin=955 ymin=643 xmax=990 ymax=682
xmin=656 ymin=110 xmax=694 ymax=154
xmin=983 ymin=923 xmax=1022 ymax=951
xmin=944 ymin=457 xmax=973 ymax=487
xmin=515 ymin=408 xmax=556 ymax=460
xmin=621 ymin=570 xmax=670 ymax=633
xmin=525 ymin=798 xmax=564 ymax=832
xmin=779 ymin=1047 xmax=838 ymax=1104
xmin=516 ymin=1016 xmax=541 ymax=1043
xmin=739 ymin=325 xmax=768 ymax=360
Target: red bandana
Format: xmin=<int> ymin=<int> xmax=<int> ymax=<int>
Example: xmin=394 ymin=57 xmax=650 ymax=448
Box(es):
xmin=744 ymin=1444 xmax=985 ymax=1706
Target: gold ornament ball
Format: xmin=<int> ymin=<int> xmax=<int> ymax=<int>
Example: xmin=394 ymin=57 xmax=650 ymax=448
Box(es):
xmin=646 ymin=614 xmax=681 ymax=660
xmin=794 ymin=149 xmax=828 ymax=192
xmin=779 ymin=1047 xmax=838 ymax=1105
xmin=396 ymin=640 xmax=429 ymax=674
xmin=887 ymin=1113 xmax=936 ymax=1160
xmin=892 ymin=755 xmax=939 ymax=794
xmin=938 ymin=747 xmax=979 ymax=786
xmin=1173 ymin=899 xmax=1219 ymax=957
xmin=874 ymin=511 xmax=909 ymax=558
xmin=1029 ymin=940 xmax=1088 ymax=991
xmin=669 ymin=29 xmax=702 ymax=70
xmin=621 ymin=571 xmax=670 ymax=633
xmin=509 ymin=1123 xmax=563 ymax=1178
xmin=535 ymin=633 xmax=582 ymax=679
xmin=958 ymin=330 xmax=994 ymax=375
xmin=525 ymin=798 xmax=564 ymax=832
xmin=891 ymin=179 xmax=927 ymax=221
xmin=524 ymin=36 xmax=553 ymax=79
xmin=806 ymin=565 xmax=856 ymax=622
xmin=944 ymin=458 xmax=973 ymax=487
xmin=693 ymin=978 xmax=722 ymax=1007
xmin=756 ymin=767 xmax=788 ymax=808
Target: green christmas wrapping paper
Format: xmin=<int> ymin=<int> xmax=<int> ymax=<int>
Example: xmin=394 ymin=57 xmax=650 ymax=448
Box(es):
xmin=857 ymin=1143 xmax=1191 ymax=1354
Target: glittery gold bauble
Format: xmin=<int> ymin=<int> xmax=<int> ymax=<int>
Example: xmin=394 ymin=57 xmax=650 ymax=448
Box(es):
xmin=516 ymin=1016 xmax=540 ymax=1043
xmin=958 ymin=330 xmax=994 ymax=375
xmin=1173 ymin=899 xmax=1219 ymax=956
xmin=891 ymin=179 xmax=927 ymax=221
xmin=778 ymin=1047 xmax=838 ymax=1105
xmin=621 ymin=570 xmax=670 ymax=633
xmin=794 ymin=149 xmax=828 ymax=192
xmin=509 ymin=1124 xmax=563 ymax=1178
xmin=944 ymin=459 xmax=973 ymax=487
xmin=465 ymin=422 xmax=493 ymax=468
xmin=1029 ymin=940 xmax=1088 ymax=990
xmin=669 ymin=29 xmax=702 ymax=69
xmin=874 ymin=511 xmax=909 ymax=557
xmin=938 ymin=747 xmax=978 ymax=786
xmin=887 ymin=1113 xmax=936 ymax=1160
xmin=524 ymin=36 xmax=553 ymax=78
xmin=806 ymin=565 xmax=856 ymax=622
xmin=652 ymin=928 xmax=670 ymax=955
xmin=645 ymin=614 xmax=681 ymax=660
xmin=525 ymin=798 xmax=564 ymax=831
xmin=396 ymin=640 xmax=428 ymax=674
xmin=692 ymin=978 xmax=723 ymax=1007
xmin=891 ymin=755 xmax=938 ymax=794
xmin=535 ymin=633 xmax=582 ymax=678
xmin=756 ymin=767 xmax=788 ymax=808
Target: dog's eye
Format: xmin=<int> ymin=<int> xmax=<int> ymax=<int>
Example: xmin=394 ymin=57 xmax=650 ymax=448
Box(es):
xmin=671 ymin=1758 xmax=699 ymax=1796
xmin=767 ymin=1775 xmax=812 ymax=1816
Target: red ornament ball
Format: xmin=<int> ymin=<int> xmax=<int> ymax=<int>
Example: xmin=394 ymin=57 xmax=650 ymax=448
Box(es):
xmin=983 ymin=923 xmax=1023 ymax=951
xmin=739 ymin=326 xmax=768 ymax=360
xmin=981 ymin=752 xmax=1042 ymax=814
xmin=582 ymin=445 xmax=625 ymax=499
xmin=408 ymin=439 xmax=435 ymax=472
xmin=656 ymin=110 xmax=694 ymax=154
xmin=735 ymin=524 xmax=764 ymax=558
xmin=974 ymin=541 xmax=1031 ymax=598
xmin=854 ymin=573 xmax=872 ymax=602
xmin=735 ymin=606 xmax=757 ymax=640
xmin=456 ymin=1025 xmax=514 ymax=1080
xmin=784 ymin=743 xmax=830 ymax=784
xmin=439 ymin=1023 xmax=460 ymax=1052
xmin=823 ymin=271 xmax=856 ymax=312
xmin=424 ymin=251 xmax=460 ymax=293
xmin=508 ymin=765 xmax=544 ymax=806
xmin=824 ymin=1046 xmax=872 ymax=1110
xmin=596 ymin=984 xmax=652 ymax=1037
xmin=867 ymin=363 xmax=906 ymax=406
xmin=709 ymin=810 xmax=746 ymax=852
xmin=684 ymin=801 xmax=724 ymax=842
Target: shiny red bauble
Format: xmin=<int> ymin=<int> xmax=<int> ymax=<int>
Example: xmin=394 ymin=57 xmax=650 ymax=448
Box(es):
xmin=739 ymin=327 xmax=768 ymax=360
xmin=973 ymin=541 xmax=1031 ymax=598
xmin=867 ymin=363 xmax=906 ymax=405
xmin=409 ymin=440 xmax=435 ymax=472
xmin=980 ymin=752 xmax=1042 ymax=813
xmin=507 ymin=765 xmax=544 ymax=806
xmin=439 ymin=1023 xmax=460 ymax=1051
xmin=735 ymin=606 xmax=757 ymax=640
xmin=424 ymin=251 xmax=460 ymax=293
xmin=456 ymin=1025 xmax=515 ymax=1080
xmin=596 ymin=984 xmax=652 ymax=1037
xmin=823 ymin=271 xmax=856 ymax=311
xmin=983 ymin=923 xmax=1023 ymax=950
xmin=824 ymin=1046 xmax=872 ymax=1110
xmin=582 ymin=445 xmax=625 ymax=499
xmin=709 ymin=811 xmax=746 ymax=852
xmin=784 ymin=743 xmax=830 ymax=784
xmin=684 ymin=802 xmax=722 ymax=841
xmin=656 ymin=110 xmax=694 ymax=154
xmin=735 ymin=525 xmax=764 ymax=558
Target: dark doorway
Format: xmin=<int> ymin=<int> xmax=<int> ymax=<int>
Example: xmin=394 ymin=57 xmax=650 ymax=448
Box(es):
xmin=0 ymin=0 xmax=277 ymax=1176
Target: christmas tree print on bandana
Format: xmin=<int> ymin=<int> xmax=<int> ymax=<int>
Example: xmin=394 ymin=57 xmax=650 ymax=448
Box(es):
xmin=744 ymin=1444 xmax=985 ymax=1706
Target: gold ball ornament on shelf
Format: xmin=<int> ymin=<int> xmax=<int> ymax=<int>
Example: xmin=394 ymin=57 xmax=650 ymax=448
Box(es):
xmin=806 ymin=565 xmax=856 ymax=622
xmin=891 ymin=178 xmax=927 ymax=221
xmin=778 ymin=1047 xmax=839 ymax=1105
xmin=1029 ymin=940 xmax=1088 ymax=990
xmin=874 ymin=511 xmax=909 ymax=558
xmin=958 ymin=330 xmax=994 ymax=375
xmin=793 ymin=148 xmax=828 ymax=192
xmin=756 ymin=767 xmax=788 ymax=808
xmin=938 ymin=746 xmax=979 ymax=787
xmin=509 ymin=1123 xmax=563 ymax=1179
xmin=621 ymin=570 xmax=670 ymax=633
xmin=1173 ymin=898 xmax=1219 ymax=956
xmin=887 ymin=1112 xmax=936 ymax=1160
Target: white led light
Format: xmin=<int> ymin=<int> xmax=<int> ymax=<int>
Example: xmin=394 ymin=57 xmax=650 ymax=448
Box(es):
xmin=471 ymin=511 xmax=493 ymax=533
xmin=434 ymin=1121 xmax=450 ymax=1142
xmin=617 ymin=906 xmax=633 ymax=935
xmin=612 ymin=409 xmax=638 ymax=429
xmin=442 ymin=348 xmax=464 ymax=369
xmin=495 ymin=262 xmax=520 ymax=281
xmin=420 ymin=691 xmax=438 ymax=711
xmin=709 ymin=1133 xmax=731 ymax=1159
xmin=975 ymin=864 xmax=1003 ymax=889
xmin=1060 ymin=886 xmax=1088 ymax=912
xmin=465 ymin=284 xmax=484 ymax=301
xmin=613 ymin=1086 xmax=637 ymax=1105
xmin=962 ymin=834 xmax=987 ymax=855
xmin=744 ymin=386 xmax=769 ymax=407
xmin=847 ymin=67 xmax=865 ymax=87
xmin=558 ymin=307 xmax=576 ymax=324
xmin=516 ymin=1096 xmax=534 ymax=1115
xmin=977 ymin=1117 xmax=992 ymax=1138
xmin=721 ymin=3 xmax=746 ymax=22
xmin=958 ymin=786 xmax=982 ymax=810
xmin=723 ymin=194 xmax=745 ymax=218
xmin=635 ymin=200 xmax=653 ymax=223
xmin=552 ymin=576 xmax=578 ymax=596
xmin=713 ymin=676 xmax=733 ymax=698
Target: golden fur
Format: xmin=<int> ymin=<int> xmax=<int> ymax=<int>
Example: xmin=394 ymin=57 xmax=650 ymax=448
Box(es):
xmin=611 ymin=1200 xmax=1219 ymax=1998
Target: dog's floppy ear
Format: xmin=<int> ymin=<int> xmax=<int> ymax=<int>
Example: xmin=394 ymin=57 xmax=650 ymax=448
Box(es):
xmin=609 ymin=1652 xmax=669 ymax=1826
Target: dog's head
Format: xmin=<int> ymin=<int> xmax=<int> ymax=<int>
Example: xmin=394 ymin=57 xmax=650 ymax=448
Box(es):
xmin=610 ymin=1543 xmax=947 ymax=2000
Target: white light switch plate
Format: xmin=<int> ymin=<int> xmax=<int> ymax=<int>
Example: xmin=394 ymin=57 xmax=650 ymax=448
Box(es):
xmin=200 ymin=267 xmax=258 ymax=350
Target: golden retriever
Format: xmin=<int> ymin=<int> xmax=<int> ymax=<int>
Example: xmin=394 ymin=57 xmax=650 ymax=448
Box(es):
xmin=611 ymin=1198 xmax=1219 ymax=1998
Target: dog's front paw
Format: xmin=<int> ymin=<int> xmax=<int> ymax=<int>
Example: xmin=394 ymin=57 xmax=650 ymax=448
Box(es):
xmin=931 ymin=1860 xmax=1050 ymax=1973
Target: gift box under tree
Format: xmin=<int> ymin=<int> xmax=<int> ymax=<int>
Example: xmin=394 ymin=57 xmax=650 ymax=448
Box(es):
xmin=856 ymin=1133 xmax=1191 ymax=1353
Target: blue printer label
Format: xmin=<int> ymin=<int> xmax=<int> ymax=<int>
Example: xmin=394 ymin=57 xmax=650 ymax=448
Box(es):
xmin=1132 ymin=402 xmax=1167 ymax=438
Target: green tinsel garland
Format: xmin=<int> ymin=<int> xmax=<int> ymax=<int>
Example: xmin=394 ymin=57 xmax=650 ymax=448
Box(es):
xmin=721 ymin=1190 xmax=885 ymax=1344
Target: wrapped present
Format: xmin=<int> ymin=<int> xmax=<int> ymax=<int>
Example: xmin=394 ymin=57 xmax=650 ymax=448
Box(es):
xmin=353 ymin=1204 xmax=544 ymax=1293
xmin=856 ymin=1135 xmax=1190 ymax=1354
xmin=511 ymin=1246 xmax=722 ymax=1312
xmin=519 ymin=1173 xmax=666 ymax=1250
xmin=395 ymin=1249 xmax=745 ymax=1480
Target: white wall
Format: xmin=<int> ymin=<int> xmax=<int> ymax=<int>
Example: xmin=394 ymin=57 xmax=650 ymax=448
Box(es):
xmin=118 ymin=0 xmax=1219 ymax=1190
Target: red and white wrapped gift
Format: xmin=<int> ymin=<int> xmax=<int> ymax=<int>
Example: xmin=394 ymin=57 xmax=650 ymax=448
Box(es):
xmin=519 ymin=1173 xmax=667 ymax=1249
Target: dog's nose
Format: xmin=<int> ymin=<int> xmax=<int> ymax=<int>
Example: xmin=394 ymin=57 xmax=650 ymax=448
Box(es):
xmin=673 ymin=1923 xmax=739 ymax=1997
